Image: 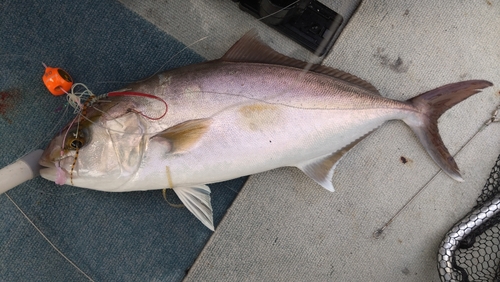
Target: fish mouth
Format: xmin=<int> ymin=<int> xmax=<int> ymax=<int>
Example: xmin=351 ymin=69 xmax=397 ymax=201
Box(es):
xmin=39 ymin=166 xmax=58 ymax=182
xmin=39 ymin=150 xmax=56 ymax=180
xmin=39 ymin=164 xmax=70 ymax=185
xmin=38 ymin=146 xmax=70 ymax=184
xmin=38 ymin=143 xmax=66 ymax=169
xmin=39 ymin=158 xmax=55 ymax=168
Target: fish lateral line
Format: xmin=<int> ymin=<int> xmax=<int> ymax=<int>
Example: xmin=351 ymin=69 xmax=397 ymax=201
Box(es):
xmin=177 ymin=90 xmax=415 ymax=112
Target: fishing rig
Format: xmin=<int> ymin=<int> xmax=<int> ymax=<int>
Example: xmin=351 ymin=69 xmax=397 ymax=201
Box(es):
xmin=0 ymin=65 xmax=169 ymax=192
xmin=47 ymin=66 xmax=169 ymax=185
xmin=60 ymin=88 xmax=168 ymax=185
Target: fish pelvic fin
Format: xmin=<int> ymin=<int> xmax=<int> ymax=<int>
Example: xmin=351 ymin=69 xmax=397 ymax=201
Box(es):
xmin=404 ymin=80 xmax=493 ymax=181
xmin=172 ymin=184 xmax=214 ymax=231
xmin=151 ymin=118 xmax=212 ymax=153
xmin=296 ymin=138 xmax=365 ymax=192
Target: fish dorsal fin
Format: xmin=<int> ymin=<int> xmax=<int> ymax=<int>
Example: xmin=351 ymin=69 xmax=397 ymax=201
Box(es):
xmin=172 ymin=184 xmax=214 ymax=230
xmin=152 ymin=118 xmax=212 ymax=153
xmin=222 ymin=30 xmax=380 ymax=94
xmin=296 ymin=138 xmax=365 ymax=192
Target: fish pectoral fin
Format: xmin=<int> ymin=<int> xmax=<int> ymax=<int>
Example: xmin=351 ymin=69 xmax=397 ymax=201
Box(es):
xmin=172 ymin=184 xmax=214 ymax=231
xmin=151 ymin=118 xmax=212 ymax=153
xmin=296 ymin=138 xmax=366 ymax=192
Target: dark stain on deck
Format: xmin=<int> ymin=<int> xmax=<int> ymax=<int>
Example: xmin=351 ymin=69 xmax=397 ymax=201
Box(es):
xmin=0 ymin=88 xmax=21 ymax=123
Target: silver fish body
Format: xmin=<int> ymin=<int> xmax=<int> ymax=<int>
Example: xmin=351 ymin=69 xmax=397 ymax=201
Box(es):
xmin=39 ymin=31 xmax=493 ymax=229
xmin=123 ymin=61 xmax=409 ymax=189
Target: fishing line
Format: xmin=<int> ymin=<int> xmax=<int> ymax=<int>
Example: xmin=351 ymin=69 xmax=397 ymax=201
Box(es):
xmin=139 ymin=36 xmax=209 ymax=83
xmin=373 ymin=102 xmax=500 ymax=239
xmin=162 ymin=189 xmax=185 ymax=209
xmin=1 ymin=56 xmax=87 ymax=191
xmin=0 ymin=55 xmax=79 ymax=151
xmin=61 ymin=114 xmax=80 ymax=155
xmin=1 ymin=58 xmax=75 ymax=160
xmin=107 ymin=91 xmax=168 ymax=120
xmin=63 ymin=83 xmax=96 ymax=114
xmin=96 ymin=36 xmax=209 ymax=85
xmin=57 ymin=85 xmax=169 ymax=135
xmin=54 ymin=86 xmax=170 ymax=183
xmin=4 ymin=192 xmax=95 ymax=282
xmin=71 ymin=86 xmax=402 ymax=139
xmin=77 ymin=7 xmax=351 ymax=136
xmin=254 ymin=0 xmax=300 ymax=22
xmin=59 ymin=87 xmax=292 ymax=138
xmin=17 ymin=104 xmax=72 ymax=158
xmin=67 ymin=117 xmax=83 ymax=186
xmin=177 ymin=90 xmax=410 ymax=112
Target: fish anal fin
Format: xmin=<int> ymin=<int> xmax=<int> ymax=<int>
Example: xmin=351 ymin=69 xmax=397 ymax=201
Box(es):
xmin=297 ymin=154 xmax=339 ymax=192
xmin=152 ymin=118 xmax=212 ymax=153
xmin=222 ymin=29 xmax=380 ymax=94
xmin=296 ymin=138 xmax=364 ymax=192
xmin=172 ymin=184 xmax=214 ymax=231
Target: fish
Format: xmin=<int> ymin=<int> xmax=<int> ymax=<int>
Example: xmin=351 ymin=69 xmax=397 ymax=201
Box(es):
xmin=38 ymin=31 xmax=493 ymax=230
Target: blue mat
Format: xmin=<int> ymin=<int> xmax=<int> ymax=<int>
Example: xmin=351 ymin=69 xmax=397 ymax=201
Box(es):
xmin=0 ymin=1 xmax=246 ymax=281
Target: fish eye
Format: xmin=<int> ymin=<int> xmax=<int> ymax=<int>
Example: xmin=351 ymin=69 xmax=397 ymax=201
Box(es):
xmin=65 ymin=128 xmax=87 ymax=150
xmin=70 ymin=139 xmax=83 ymax=149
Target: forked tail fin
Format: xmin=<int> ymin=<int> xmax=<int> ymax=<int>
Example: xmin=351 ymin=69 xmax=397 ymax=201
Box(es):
xmin=404 ymin=80 xmax=493 ymax=181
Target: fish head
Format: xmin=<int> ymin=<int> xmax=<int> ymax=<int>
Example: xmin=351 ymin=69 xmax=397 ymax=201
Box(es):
xmin=39 ymin=99 xmax=148 ymax=190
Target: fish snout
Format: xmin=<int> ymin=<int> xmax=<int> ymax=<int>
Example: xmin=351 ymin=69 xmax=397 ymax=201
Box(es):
xmin=39 ymin=144 xmax=72 ymax=185
xmin=39 ymin=144 xmax=63 ymax=168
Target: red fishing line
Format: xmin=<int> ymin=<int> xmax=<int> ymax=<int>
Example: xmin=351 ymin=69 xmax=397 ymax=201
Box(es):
xmin=107 ymin=91 xmax=168 ymax=120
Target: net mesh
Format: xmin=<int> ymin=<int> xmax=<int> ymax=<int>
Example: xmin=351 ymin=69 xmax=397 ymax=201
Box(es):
xmin=439 ymin=154 xmax=500 ymax=281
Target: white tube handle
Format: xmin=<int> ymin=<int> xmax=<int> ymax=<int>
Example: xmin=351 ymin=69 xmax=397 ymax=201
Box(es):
xmin=0 ymin=149 xmax=43 ymax=194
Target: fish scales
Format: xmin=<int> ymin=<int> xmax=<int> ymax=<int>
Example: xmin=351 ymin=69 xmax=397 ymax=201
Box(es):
xmin=119 ymin=62 xmax=406 ymax=185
